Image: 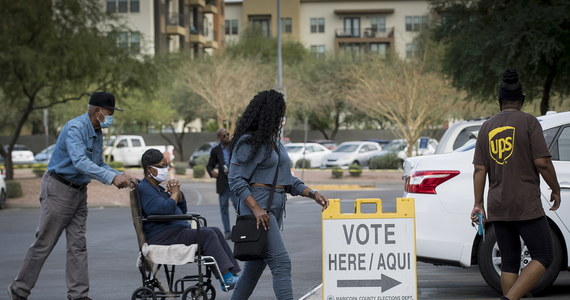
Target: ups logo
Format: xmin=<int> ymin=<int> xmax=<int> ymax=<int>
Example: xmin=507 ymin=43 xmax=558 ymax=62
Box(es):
xmin=488 ymin=126 xmax=515 ymax=165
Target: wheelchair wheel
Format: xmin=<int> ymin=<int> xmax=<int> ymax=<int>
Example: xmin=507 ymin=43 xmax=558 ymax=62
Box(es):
xmin=202 ymin=283 xmax=216 ymax=300
xmin=132 ymin=287 xmax=157 ymax=300
xmin=182 ymin=286 xmax=206 ymax=300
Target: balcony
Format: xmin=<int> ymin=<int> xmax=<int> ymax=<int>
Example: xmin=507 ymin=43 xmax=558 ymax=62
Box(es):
xmin=188 ymin=0 xmax=205 ymax=7
xmin=205 ymin=40 xmax=218 ymax=49
xmin=204 ymin=0 xmax=217 ymax=14
xmin=166 ymin=13 xmax=187 ymax=36
xmin=335 ymin=27 xmax=394 ymax=39
xmin=188 ymin=27 xmax=206 ymax=45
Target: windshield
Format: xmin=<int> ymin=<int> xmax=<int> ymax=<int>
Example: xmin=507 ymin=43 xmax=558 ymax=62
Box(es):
xmin=106 ymin=136 xmax=116 ymax=147
xmin=333 ymin=144 xmax=359 ymax=153
xmin=383 ymin=140 xmax=406 ymax=152
xmin=285 ymin=145 xmax=303 ymax=153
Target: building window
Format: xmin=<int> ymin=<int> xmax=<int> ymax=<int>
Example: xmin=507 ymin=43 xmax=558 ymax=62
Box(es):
xmin=310 ymin=17 xmax=325 ymax=33
xmin=225 ymin=19 xmax=238 ymax=35
xmin=406 ymin=42 xmax=418 ymax=58
xmin=281 ymin=17 xmax=292 ymax=33
xmin=406 ymin=15 xmax=428 ymax=32
xmin=118 ymin=32 xmax=129 ymax=48
xmin=251 ymin=17 xmax=271 ymax=38
xmin=130 ymin=0 xmax=139 ymax=12
xmin=130 ymin=32 xmax=140 ymax=54
xmin=370 ymin=43 xmax=387 ymax=57
xmin=107 ymin=0 xmax=116 ymax=13
xmin=118 ymin=0 xmax=128 ymax=13
xmin=310 ymin=45 xmax=325 ymax=57
xmin=340 ymin=43 xmax=364 ymax=56
xmin=344 ymin=17 xmax=360 ymax=37
xmin=370 ymin=16 xmax=386 ymax=32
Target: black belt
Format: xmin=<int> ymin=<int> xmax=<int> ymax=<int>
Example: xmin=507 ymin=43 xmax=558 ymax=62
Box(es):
xmin=48 ymin=171 xmax=87 ymax=191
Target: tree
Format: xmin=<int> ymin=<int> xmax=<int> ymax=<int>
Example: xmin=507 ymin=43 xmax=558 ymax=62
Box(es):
xmin=0 ymin=0 xmax=155 ymax=180
xmin=176 ymin=55 xmax=272 ymax=134
xmin=348 ymin=56 xmax=459 ymax=158
xmin=429 ymin=0 xmax=570 ymax=115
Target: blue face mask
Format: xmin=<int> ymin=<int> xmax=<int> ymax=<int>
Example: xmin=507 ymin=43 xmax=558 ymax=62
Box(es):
xmin=99 ymin=114 xmax=114 ymax=128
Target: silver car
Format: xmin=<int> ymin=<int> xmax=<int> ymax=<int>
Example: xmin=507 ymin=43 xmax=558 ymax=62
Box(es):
xmin=321 ymin=141 xmax=382 ymax=168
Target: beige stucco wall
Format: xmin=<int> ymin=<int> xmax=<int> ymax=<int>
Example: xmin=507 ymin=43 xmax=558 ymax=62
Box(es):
xmin=241 ymin=0 xmax=301 ymax=40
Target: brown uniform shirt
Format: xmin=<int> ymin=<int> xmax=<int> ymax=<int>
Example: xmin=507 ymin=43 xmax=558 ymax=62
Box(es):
xmin=473 ymin=110 xmax=551 ymax=221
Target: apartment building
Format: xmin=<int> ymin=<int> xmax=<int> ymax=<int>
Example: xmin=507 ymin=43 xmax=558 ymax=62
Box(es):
xmin=103 ymin=0 xmax=225 ymax=56
xmin=224 ymin=0 xmax=429 ymax=58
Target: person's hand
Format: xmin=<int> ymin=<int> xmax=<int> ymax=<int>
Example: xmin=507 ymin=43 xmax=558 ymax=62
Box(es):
xmin=166 ymin=179 xmax=181 ymax=193
xmin=210 ymin=170 xmax=219 ymax=178
xmin=252 ymin=206 xmax=270 ymax=231
xmin=112 ymin=174 xmax=130 ymax=189
xmin=470 ymin=206 xmax=486 ymax=224
xmin=550 ymin=191 xmax=561 ymax=211
xmin=314 ymin=192 xmax=329 ymax=211
xmin=123 ymin=174 xmax=137 ymax=189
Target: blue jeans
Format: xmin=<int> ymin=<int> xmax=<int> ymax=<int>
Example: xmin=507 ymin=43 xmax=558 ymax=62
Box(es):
xmin=219 ymin=184 xmax=238 ymax=234
xmin=231 ymin=214 xmax=292 ymax=300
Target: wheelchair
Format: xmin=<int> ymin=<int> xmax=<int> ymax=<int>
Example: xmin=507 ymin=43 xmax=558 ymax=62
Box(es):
xmin=129 ymin=186 xmax=228 ymax=299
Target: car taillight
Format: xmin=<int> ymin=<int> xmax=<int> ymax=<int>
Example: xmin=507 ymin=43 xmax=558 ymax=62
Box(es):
xmin=404 ymin=170 xmax=460 ymax=194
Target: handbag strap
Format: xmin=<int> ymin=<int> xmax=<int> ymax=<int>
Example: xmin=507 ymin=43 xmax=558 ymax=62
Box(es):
xmin=265 ymin=150 xmax=280 ymax=212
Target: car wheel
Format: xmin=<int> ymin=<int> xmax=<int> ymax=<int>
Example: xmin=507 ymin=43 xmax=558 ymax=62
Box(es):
xmin=352 ymin=161 xmax=360 ymax=165
xmin=477 ymin=224 xmax=563 ymax=295
xmin=0 ymin=189 xmax=6 ymax=209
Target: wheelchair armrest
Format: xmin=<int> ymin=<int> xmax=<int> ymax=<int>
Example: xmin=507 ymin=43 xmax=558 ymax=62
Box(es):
xmin=144 ymin=213 xmax=200 ymax=222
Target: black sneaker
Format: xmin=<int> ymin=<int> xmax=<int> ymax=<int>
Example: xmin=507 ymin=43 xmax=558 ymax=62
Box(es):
xmin=7 ymin=284 xmax=27 ymax=300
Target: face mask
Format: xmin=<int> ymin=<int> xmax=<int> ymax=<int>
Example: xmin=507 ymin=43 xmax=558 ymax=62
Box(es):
xmin=100 ymin=114 xmax=114 ymax=128
xmin=150 ymin=166 xmax=169 ymax=182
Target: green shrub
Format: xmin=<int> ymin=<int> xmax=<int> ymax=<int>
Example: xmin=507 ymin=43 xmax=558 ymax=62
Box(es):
xmin=6 ymin=180 xmax=23 ymax=198
xmin=295 ymin=158 xmax=311 ymax=169
xmin=331 ymin=166 xmax=343 ymax=179
xmin=368 ymin=154 xmax=402 ymax=170
xmin=32 ymin=164 xmax=48 ymax=178
xmin=348 ymin=163 xmax=363 ymax=177
xmin=194 ymin=155 xmax=210 ymax=167
xmin=174 ymin=162 xmax=187 ymax=175
xmin=192 ymin=165 xmax=206 ymax=178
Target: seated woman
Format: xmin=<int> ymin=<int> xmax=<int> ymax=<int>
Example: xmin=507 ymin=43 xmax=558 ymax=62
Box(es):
xmin=137 ymin=149 xmax=240 ymax=292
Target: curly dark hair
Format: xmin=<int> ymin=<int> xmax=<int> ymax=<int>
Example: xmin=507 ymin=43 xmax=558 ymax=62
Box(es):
xmin=230 ymin=89 xmax=286 ymax=163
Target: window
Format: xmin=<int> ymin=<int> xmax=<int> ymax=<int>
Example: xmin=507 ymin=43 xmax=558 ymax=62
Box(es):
xmin=406 ymin=15 xmax=428 ymax=32
xmin=310 ymin=17 xmax=325 ymax=33
xmin=118 ymin=32 xmax=129 ymax=48
xmin=406 ymin=42 xmax=418 ymax=58
xmin=281 ymin=17 xmax=292 ymax=33
xmin=557 ymin=127 xmax=570 ymax=161
xmin=118 ymin=0 xmax=128 ymax=13
xmin=251 ymin=18 xmax=270 ymax=37
xmin=225 ymin=19 xmax=238 ymax=35
xmin=310 ymin=45 xmax=325 ymax=57
xmin=344 ymin=17 xmax=360 ymax=37
xmin=130 ymin=32 xmax=140 ymax=54
xmin=131 ymin=139 xmax=142 ymax=147
xmin=370 ymin=16 xmax=386 ymax=32
xmin=370 ymin=43 xmax=387 ymax=57
xmin=107 ymin=0 xmax=116 ymax=13
xmin=130 ymin=0 xmax=139 ymax=12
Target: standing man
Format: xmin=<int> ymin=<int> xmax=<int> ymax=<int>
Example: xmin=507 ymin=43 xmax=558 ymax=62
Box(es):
xmin=471 ymin=69 xmax=561 ymax=300
xmin=8 ymin=92 xmax=134 ymax=300
xmin=207 ymin=128 xmax=238 ymax=240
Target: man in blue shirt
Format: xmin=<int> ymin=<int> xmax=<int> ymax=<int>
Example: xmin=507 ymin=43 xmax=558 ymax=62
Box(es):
xmin=207 ymin=128 xmax=238 ymax=239
xmin=8 ymin=92 xmax=134 ymax=300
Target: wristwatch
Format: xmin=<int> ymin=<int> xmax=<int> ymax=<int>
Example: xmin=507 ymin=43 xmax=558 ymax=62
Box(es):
xmin=308 ymin=189 xmax=318 ymax=199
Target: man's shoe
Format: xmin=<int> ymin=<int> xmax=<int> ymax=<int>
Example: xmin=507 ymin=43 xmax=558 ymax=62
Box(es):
xmin=224 ymin=232 xmax=231 ymax=240
xmin=7 ymin=284 xmax=26 ymax=300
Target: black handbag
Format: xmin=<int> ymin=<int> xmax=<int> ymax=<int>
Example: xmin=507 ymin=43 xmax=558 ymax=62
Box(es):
xmin=231 ymin=151 xmax=280 ymax=261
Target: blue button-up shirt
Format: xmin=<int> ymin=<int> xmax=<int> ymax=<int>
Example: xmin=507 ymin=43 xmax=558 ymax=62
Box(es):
xmin=48 ymin=113 xmax=120 ymax=185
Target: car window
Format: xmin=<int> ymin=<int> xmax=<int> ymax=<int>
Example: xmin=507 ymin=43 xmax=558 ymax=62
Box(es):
xmin=285 ymin=145 xmax=303 ymax=153
xmin=543 ymin=127 xmax=559 ymax=148
xmin=313 ymin=145 xmax=324 ymax=152
xmin=453 ymin=125 xmax=481 ymax=150
xmin=132 ymin=139 xmax=142 ymax=147
xmin=199 ymin=144 xmax=211 ymax=151
xmin=117 ymin=139 xmax=128 ymax=148
xmin=557 ymin=127 xmax=570 ymax=161
xmin=334 ymin=144 xmax=359 ymax=153
xmin=13 ymin=145 xmax=30 ymax=151
xmin=305 ymin=146 xmax=316 ymax=153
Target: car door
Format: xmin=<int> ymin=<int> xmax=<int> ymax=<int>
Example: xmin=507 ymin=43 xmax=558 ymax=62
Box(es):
xmin=128 ymin=137 xmax=144 ymax=166
xmin=548 ymin=125 xmax=570 ymax=229
xmin=306 ymin=145 xmax=327 ymax=167
xmin=114 ymin=138 xmax=129 ymax=164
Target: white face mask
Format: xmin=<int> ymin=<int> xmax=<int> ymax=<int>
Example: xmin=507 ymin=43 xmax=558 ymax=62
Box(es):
xmin=150 ymin=166 xmax=169 ymax=182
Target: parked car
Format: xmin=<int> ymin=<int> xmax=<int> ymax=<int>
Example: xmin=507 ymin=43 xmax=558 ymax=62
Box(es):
xmin=0 ymin=174 xmax=6 ymax=209
xmin=34 ymin=144 xmax=56 ymax=164
xmin=370 ymin=137 xmax=438 ymax=161
xmin=435 ymin=119 xmax=486 ymax=154
xmin=363 ymin=139 xmax=390 ymax=149
xmin=188 ymin=142 xmax=217 ymax=167
xmin=321 ymin=141 xmax=382 ymax=168
xmin=309 ymin=139 xmax=337 ymax=150
xmin=402 ymin=111 xmax=570 ymax=294
xmin=2 ymin=144 xmax=35 ymax=165
xmin=285 ymin=143 xmax=331 ymax=168
xmin=103 ymin=135 xmax=175 ymax=167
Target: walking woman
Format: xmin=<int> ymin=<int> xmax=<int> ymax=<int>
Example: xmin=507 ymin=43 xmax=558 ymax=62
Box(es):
xmin=228 ymin=89 xmax=329 ymax=299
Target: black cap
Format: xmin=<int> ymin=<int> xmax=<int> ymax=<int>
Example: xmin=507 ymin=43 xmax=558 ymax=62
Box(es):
xmin=498 ymin=69 xmax=525 ymax=101
xmin=89 ymin=92 xmax=123 ymax=111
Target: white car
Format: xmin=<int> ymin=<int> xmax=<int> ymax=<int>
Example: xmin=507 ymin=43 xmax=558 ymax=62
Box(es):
xmin=372 ymin=137 xmax=438 ymax=161
xmin=321 ymin=141 xmax=382 ymax=168
xmin=2 ymin=144 xmax=35 ymax=165
xmin=285 ymin=143 xmax=331 ymax=168
xmin=402 ymin=111 xmax=570 ymax=294
xmin=435 ymin=119 xmax=486 ymax=154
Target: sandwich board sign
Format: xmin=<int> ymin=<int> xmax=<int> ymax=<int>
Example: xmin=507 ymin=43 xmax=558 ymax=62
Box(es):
xmin=322 ymin=198 xmax=417 ymax=300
